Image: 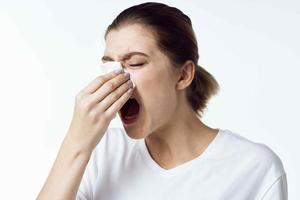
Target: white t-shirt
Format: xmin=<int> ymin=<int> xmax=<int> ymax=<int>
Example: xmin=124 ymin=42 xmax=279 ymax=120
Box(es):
xmin=76 ymin=128 xmax=287 ymax=200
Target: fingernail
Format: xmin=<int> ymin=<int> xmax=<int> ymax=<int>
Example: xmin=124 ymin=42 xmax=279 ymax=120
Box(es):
xmin=127 ymin=88 xmax=133 ymax=94
xmin=127 ymin=80 xmax=133 ymax=88
xmin=124 ymin=72 xmax=130 ymax=78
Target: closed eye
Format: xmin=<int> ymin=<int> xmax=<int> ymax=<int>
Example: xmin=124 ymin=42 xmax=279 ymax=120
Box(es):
xmin=129 ymin=63 xmax=144 ymax=67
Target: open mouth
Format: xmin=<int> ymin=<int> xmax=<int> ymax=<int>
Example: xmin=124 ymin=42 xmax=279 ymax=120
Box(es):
xmin=120 ymin=98 xmax=140 ymax=125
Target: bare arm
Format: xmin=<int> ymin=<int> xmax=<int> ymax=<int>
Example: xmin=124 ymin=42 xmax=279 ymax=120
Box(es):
xmin=37 ymin=133 xmax=93 ymax=200
xmin=37 ymin=68 xmax=134 ymax=199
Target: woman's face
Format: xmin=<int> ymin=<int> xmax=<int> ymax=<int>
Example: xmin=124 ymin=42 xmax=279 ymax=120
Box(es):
xmin=103 ymin=24 xmax=180 ymax=139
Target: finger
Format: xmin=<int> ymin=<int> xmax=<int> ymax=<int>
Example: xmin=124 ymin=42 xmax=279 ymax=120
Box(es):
xmin=90 ymin=72 xmax=130 ymax=105
xmin=80 ymin=69 xmax=124 ymax=95
xmin=96 ymin=79 xmax=133 ymax=112
xmin=105 ymin=87 xmax=134 ymax=119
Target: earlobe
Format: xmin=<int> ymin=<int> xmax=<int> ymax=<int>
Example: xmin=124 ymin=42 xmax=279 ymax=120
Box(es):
xmin=176 ymin=60 xmax=195 ymax=90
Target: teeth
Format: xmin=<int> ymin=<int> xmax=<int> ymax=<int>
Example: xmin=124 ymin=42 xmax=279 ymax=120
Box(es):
xmin=124 ymin=115 xmax=138 ymax=120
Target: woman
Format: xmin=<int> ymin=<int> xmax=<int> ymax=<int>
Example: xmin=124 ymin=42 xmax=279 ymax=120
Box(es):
xmin=38 ymin=2 xmax=287 ymax=200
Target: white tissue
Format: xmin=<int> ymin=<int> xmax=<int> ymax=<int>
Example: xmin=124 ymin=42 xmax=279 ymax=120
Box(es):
xmin=99 ymin=61 xmax=136 ymax=88
xmin=99 ymin=61 xmax=123 ymax=74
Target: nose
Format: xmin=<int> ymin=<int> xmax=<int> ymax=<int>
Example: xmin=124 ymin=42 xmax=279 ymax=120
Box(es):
xmin=118 ymin=61 xmax=136 ymax=89
xmin=119 ymin=60 xmax=130 ymax=69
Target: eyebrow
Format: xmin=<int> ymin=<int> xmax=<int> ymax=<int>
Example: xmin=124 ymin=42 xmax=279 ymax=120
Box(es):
xmin=101 ymin=51 xmax=149 ymax=62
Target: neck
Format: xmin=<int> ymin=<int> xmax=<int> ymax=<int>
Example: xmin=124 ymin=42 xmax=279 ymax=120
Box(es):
xmin=145 ymin=104 xmax=218 ymax=170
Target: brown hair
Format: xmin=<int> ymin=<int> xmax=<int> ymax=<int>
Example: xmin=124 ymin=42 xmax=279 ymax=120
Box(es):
xmin=104 ymin=2 xmax=219 ymax=117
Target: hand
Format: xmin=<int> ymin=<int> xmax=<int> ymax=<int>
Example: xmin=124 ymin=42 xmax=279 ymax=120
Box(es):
xmin=67 ymin=69 xmax=134 ymax=153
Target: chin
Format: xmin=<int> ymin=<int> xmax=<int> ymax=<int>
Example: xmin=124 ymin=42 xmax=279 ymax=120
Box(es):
xmin=123 ymin=125 xmax=147 ymax=139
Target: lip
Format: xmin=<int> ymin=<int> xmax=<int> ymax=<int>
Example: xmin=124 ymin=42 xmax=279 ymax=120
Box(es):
xmin=121 ymin=114 xmax=139 ymax=125
xmin=129 ymin=89 xmax=140 ymax=104
xmin=119 ymin=106 xmax=141 ymax=126
xmin=119 ymin=95 xmax=141 ymax=126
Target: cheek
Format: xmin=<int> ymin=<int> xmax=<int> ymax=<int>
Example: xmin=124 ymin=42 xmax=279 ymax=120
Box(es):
xmin=133 ymin=69 xmax=176 ymax=113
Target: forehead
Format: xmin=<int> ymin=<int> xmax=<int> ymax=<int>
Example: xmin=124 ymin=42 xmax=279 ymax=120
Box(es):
xmin=104 ymin=24 xmax=158 ymax=59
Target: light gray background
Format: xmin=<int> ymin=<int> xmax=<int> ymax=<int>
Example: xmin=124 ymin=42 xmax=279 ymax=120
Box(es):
xmin=0 ymin=0 xmax=299 ymax=199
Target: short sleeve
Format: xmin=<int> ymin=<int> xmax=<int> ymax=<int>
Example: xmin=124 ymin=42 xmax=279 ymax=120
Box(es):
xmin=261 ymin=173 xmax=288 ymax=200
xmin=76 ymin=190 xmax=89 ymax=200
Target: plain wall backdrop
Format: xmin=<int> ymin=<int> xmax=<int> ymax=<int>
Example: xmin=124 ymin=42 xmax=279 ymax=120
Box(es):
xmin=0 ymin=0 xmax=299 ymax=199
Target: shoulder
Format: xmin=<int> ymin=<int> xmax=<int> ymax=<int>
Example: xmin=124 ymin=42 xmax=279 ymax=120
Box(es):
xmin=218 ymin=129 xmax=287 ymax=198
xmin=220 ymin=129 xmax=286 ymax=178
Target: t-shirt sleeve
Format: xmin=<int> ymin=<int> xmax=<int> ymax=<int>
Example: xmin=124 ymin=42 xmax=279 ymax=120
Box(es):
xmin=76 ymin=190 xmax=89 ymax=200
xmin=260 ymin=173 xmax=288 ymax=200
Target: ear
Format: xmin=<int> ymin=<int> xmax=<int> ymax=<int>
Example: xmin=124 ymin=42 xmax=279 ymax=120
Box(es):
xmin=176 ymin=60 xmax=195 ymax=90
